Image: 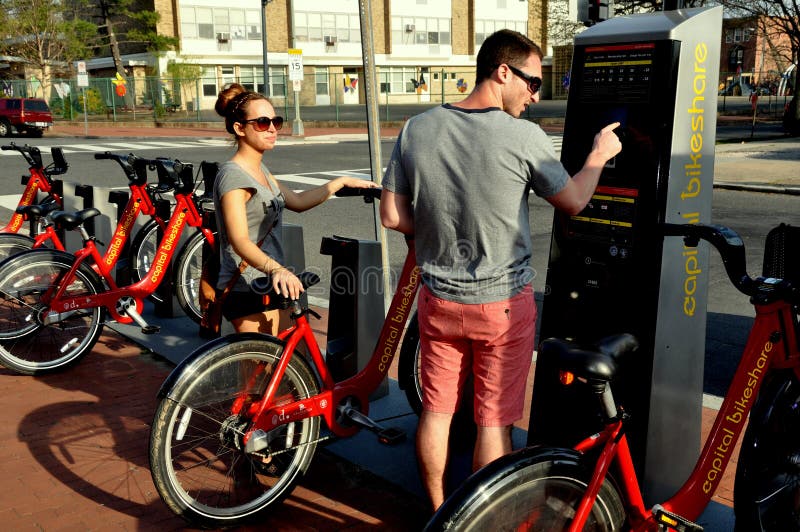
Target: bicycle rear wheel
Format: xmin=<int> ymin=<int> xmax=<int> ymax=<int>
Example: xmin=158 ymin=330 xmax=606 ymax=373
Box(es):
xmin=425 ymin=447 xmax=626 ymax=531
xmin=0 ymin=233 xmax=36 ymax=263
xmin=734 ymin=370 xmax=800 ymax=531
xmin=149 ymin=337 xmax=321 ymax=529
xmin=173 ymin=230 xmax=209 ymax=324
xmin=0 ymin=250 xmax=104 ymax=374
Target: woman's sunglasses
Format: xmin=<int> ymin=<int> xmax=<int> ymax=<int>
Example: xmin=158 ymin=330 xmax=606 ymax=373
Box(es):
xmin=506 ymin=65 xmax=542 ymax=95
xmin=241 ymin=116 xmax=284 ymax=132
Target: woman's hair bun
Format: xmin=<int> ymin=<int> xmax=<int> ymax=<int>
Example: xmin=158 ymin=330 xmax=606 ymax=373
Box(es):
xmin=215 ymin=83 xmax=247 ymax=117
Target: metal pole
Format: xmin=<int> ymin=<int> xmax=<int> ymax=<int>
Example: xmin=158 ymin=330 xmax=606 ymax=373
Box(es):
xmin=261 ymin=0 xmax=272 ymax=96
xmin=357 ymin=0 xmax=391 ymax=310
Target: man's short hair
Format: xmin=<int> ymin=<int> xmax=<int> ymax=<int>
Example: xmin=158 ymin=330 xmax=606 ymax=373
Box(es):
xmin=475 ymin=29 xmax=543 ymax=86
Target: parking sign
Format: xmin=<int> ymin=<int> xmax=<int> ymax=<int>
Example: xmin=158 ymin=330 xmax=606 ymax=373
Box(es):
xmin=288 ymin=49 xmax=303 ymax=81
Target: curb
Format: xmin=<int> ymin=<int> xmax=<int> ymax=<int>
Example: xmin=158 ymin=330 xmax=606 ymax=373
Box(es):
xmin=714 ymin=182 xmax=800 ymax=195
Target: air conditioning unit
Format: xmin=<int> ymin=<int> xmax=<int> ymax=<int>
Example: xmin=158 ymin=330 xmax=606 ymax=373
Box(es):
xmin=216 ymin=32 xmax=230 ymax=43
xmin=324 ymin=35 xmax=337 ymax=45
xmin=405 ymin=24 xmax=415 ymax=33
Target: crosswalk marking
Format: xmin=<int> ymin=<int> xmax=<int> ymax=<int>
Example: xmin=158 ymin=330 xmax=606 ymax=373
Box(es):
xmin=0 ymin=135 xmax=563 ymax=211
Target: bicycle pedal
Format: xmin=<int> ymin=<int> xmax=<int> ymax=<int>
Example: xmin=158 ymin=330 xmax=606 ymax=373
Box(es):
xmin=377 ymin=427 xmax=406 ymax=445
xmin=653 ymin=506 xmax=703 ymax=532
xmin=141 ymin=325 xmax=160 ymax=335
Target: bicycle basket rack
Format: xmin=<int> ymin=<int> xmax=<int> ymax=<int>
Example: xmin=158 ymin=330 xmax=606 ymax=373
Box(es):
xmin=762 ymin=223 xmax=800 ymax=285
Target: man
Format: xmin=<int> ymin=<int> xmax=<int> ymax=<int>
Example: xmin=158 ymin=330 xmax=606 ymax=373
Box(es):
xmin=380 ymin=29 xmax=622 ymax=511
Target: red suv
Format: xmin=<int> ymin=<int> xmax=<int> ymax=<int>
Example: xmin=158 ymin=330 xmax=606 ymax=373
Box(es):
xmin=0 ymin=98 xmax=53 ymax=137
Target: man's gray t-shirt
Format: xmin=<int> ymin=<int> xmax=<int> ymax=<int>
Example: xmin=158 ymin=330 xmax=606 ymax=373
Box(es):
xmin=382 ymin=104 xmax=569 ymax=304
xmin=213 ymin=161 xmax=285 ymax=291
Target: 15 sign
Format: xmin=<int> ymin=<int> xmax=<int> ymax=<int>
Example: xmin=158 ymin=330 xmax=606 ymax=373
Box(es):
xmin=288 ymin=49 xmax=303 ymax=81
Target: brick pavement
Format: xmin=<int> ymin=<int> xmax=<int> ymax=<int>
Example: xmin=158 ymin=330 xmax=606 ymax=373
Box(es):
xmin=0 ymin=320 xmax=430 ymax=531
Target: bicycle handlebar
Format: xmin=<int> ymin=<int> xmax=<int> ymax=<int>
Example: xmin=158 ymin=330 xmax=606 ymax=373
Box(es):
xmin=94 ymin=152 xmax=192 ymax=192
xmin=335 ymin=186 xmax=382 ymax=202
xmin=2 ymin=143 xmax=43 ymax=169
xmin=663 ymin=223 xmax=761 ymax=297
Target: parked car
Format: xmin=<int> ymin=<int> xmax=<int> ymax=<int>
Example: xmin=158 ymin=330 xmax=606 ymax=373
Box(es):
xmin=0 ymin=98 xmax=53 ymax=137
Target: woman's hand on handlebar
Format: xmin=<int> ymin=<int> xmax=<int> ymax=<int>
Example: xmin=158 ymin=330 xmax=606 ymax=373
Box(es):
xmin=332 ymin=177 xmax=380 ymax=192
xmin=271 ymin=267 xmax=304 ymax=300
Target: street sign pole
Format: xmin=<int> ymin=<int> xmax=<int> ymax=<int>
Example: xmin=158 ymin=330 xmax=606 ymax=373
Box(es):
xmin=76 ymin=61 xmax=89 ymax=137
xmin=288 ymin=49 xmax=304 ymax=136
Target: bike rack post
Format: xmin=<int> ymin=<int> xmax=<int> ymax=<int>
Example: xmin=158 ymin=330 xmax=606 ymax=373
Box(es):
xmin=153 ymin=197 xmax=176 ymax=318
xmin=60 ymin=182 xmax=96 ymax=252
xmin=320 ymin=235 xmax=388 ymax=399
xmin=108 ymin=190 xmax=131 ymax=286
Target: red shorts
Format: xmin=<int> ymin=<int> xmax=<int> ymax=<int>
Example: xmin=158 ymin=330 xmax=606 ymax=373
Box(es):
xmin=418 ymin=284 xmax=537 ymax=427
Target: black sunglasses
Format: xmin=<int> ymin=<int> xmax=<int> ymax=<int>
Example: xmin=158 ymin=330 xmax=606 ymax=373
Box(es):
xmin=506 ymin=65 xmax=542 ymax=95
xmin=240 ymin=116 xmax=284 ymax=132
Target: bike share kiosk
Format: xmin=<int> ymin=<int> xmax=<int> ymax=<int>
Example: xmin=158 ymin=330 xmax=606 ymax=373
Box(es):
xmin=528 ymin=7 xmax=722 ymax=503
xmin=321 ymin=231 xmax=388 ymax=399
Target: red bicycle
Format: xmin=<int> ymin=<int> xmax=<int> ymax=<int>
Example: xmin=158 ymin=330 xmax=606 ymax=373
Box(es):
xmin=0 ymin=143 xmax=66 ymax=234
xmin=147 ymin=188 xmax=420 ymax=529
xmin=425 ymin=222 xmax=800 ymax=531
xmin=0 ymin=155 xmax=215 ymax=375
xmin=0 ymin=151 xmax=161 ymax=263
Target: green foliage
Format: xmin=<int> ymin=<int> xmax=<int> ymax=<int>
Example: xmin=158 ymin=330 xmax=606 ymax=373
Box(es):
xmin=77 ymin=88 xmax=107 ymax=114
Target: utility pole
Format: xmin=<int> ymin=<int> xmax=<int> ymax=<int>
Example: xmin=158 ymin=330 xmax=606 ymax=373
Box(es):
xmin=261 ymin=0 xmax=274 ymax=96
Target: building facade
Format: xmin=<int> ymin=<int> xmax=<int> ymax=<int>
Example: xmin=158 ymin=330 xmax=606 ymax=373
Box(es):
xmin=85 ymin=0 xmax=547 ymax=109
xmin=720 ymin=15 xmax=794 ymax=95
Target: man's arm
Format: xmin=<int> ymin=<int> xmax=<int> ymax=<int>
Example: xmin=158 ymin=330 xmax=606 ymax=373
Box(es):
xmin=380 ymin=189 xmax=415 ymax=235
xmin=546 ymin=122 xmax=622 ymax=215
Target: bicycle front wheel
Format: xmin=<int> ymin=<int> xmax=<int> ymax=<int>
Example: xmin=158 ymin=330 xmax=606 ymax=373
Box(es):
xmin=149 ymin=337 xmax=321 ymax=529
xmin=0 ymin=250 xmax=104 ymax=374
xmin=173 ymin=231 xmax=209 ymax=324
xmin=129 ymin=220 xmax=163 ymax=303
xmin=0 ymin=233 xmax=36 ymax=263
xmin=425 ymin=447 xmax=626 ymax=531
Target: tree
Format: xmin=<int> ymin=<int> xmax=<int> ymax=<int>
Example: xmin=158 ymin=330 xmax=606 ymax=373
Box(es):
xmin=718 ymin=0 xmax=800 ymax=135
xmin=165 ymin=59 xmax=203 ymax=114
xmin=0 ymin=0 xmax=96 ymax=97
xmin=81 ymin=0 xmax=178 ymax=104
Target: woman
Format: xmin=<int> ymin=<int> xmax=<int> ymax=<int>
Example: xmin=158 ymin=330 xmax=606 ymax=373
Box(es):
xmin=213 ymin=83 xmax=376 ymax=334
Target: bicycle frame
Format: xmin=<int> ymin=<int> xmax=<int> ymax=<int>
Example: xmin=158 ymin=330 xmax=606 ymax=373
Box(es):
xmin=233 ymin=242 xmax=420 ymax=447
xmin=39 ymin=188 xmax=206 ymax=325
xmin=567 ymin=296 xmax=800 ymax=531
xmin=1 ymin=157 xmax=61 ymax=234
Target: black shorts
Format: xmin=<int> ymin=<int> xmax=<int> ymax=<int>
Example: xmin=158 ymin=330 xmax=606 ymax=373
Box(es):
xmin=220 ymin=289 xmax=269 ymax=321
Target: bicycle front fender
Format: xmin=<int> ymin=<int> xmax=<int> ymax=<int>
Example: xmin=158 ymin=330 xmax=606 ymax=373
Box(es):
xmin=157 ymin=332 xmax=285 ymax=399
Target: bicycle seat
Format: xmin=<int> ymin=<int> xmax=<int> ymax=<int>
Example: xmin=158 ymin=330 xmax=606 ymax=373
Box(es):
xmin=540 ymin=333 xmax=639 ymax=384
xmin=50 ymin=208 xmax=102 ymax=231
xmin=16 ymin=201 xmax=61 ymax=219
xmin=251 ymin=271 xmax=320 ymax=308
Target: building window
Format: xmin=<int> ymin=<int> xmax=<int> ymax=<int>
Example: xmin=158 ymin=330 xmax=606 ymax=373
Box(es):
xmin=269 ymin=66 xmax=286 ymax=97
xmin=315 ymin=67 xmax=329 ymax=96
xmin=475 ymin=19 xmax=527 ymax=46
xmin=202 ymin=67 xmax=218 ymax=97
xmin=197 ymin=8 xmax=214 ymax=39
xmin=179 ymin=6 xmax=262 ymax=41
xmin=391 ymin=17 xmax=451 ymax=46
xmin=379 ymin=66 xmax=423 ymax=94
xmin=295 ymin=10 xmax=361 ymax=44
xmin=246 ymin=10 xmax=261 ymax=40
xmin=180 ymin=7 xmax=197 ymax=39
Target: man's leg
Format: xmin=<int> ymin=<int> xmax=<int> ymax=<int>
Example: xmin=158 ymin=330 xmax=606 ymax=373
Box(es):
xmin=417 ymin=410 xmax=454 ymax=511
xmin=473 ymin=424 xmax=513 ymax=471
